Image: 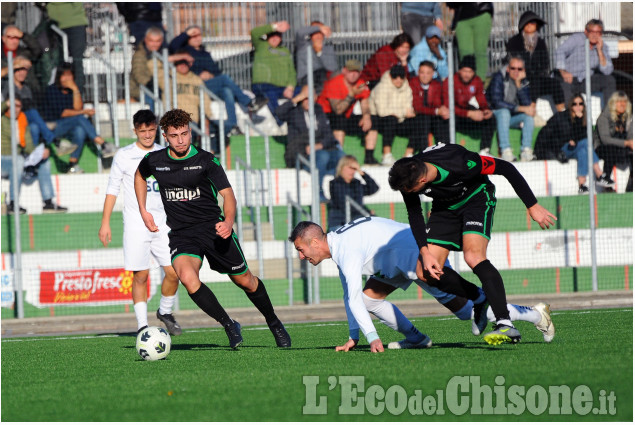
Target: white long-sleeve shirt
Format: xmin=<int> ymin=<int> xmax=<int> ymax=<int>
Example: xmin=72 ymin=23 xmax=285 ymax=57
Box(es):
xmin=105 ymin=143 xmax=167 ymax=230
xmin=327 ymin=216 xmax=421 ymax=343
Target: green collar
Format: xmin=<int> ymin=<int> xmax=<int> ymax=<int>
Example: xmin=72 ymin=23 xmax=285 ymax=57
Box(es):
xmin=168 ymin=145 xmax=198 ymax=160
xmin=430 ymin=164 xmax=449 ymax=184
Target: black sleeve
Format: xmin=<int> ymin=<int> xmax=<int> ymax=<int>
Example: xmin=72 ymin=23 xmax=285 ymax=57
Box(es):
xmin=206 ymin=156 xmax=231 ymax=192
xmin=137 ymin=154 xmax=152 ymax=179
xmin=329 ymin=178 xmax=348 ymax=209
xmin=491 ymin=158 xmax=538 ymax=208
xmin=361 ymin=173 xmax=379 ymax=196
xmin=402 ymin=191 xmax=428 ymax=249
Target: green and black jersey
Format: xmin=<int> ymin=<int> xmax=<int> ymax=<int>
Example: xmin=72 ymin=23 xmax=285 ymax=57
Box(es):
xmin=138 ymin=145 xmax=230 ymax=231
xmin=402 ymin=143 xmax=538 ymax=249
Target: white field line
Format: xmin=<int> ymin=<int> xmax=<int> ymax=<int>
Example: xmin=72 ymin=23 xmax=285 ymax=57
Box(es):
xmin=2 ymin=309 xmax=631 ymax=342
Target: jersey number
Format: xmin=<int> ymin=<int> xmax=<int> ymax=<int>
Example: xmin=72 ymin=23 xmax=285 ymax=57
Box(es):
xmin=335 ymin=216 xmax=372 ymax=234
xmin=146 ymin=181 xmax=160 ymax=192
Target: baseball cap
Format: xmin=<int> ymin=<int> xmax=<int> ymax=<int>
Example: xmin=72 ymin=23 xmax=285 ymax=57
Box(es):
xmin=345 ymin=59 xmax=363 ymax=72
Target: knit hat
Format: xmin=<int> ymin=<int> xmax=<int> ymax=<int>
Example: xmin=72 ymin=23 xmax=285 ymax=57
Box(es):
xmin=518 ymin=10 xmax=546 ymax=32
xmin=425 ymin=26 xmax=442 ymax=39
xmin=459 ymin=55 xmax=476 ymax=71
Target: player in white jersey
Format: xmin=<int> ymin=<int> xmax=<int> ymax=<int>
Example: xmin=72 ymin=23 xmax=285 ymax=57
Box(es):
xmin=289 ymin=217 xmax=554 ymax=352
xmin=99 ymin=110 xmax=182 ymax=335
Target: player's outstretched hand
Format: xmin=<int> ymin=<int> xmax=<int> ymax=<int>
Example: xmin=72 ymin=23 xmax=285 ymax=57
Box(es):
xmin=370 ymin=339 xmax=384 ymax=353
xmin=528 ymin=204 xmax=557 ymax=229
xmin=335 ymin=338 xmax=358 ymax=352
xmin=215 ymin=221 xmax=233 ymax=239
xmin=98 ymin=224 xmax=111 ymax=247
xmin=141 ymin=211 xmax=159 ymax=232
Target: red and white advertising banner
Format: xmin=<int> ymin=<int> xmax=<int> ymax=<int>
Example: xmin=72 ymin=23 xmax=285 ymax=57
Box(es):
xmin=36 ymin=268 xmax=152 ymax=307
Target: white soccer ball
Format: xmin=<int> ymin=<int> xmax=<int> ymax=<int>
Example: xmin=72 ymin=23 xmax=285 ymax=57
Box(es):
xmin=136 ymin=326 xmax=171 ymax=361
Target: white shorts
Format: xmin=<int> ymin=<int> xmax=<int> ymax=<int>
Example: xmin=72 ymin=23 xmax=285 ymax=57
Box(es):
xmin=123 ymin=223 xmax=172 ymax=271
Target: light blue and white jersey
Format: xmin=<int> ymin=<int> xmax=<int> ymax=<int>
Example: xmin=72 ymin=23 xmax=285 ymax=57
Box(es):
xmin=327 ymin=216 xmax=454 ymax=342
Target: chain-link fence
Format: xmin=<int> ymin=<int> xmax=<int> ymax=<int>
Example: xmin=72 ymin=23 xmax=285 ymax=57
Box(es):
xmin=2 ymin=2 xmax=631 ymax=321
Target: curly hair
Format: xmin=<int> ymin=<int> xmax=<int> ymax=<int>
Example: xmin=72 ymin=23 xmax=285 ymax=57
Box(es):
xmin=388 ymin=157 xmax=428 ymax=192
xmin=159 ymin=109 xmax=192 ymax=133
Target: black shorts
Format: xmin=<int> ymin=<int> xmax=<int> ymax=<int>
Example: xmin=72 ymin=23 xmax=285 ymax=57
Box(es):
xmin=327 ymin=113 xmax=371 ymax=136
xmin=427 ymin=184 xmax=497 ymax=251
xmin=168 ymin=223 xmax=249 ymax=275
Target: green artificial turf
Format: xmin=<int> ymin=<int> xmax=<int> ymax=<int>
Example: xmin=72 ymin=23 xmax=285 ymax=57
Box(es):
xmin=1 ymin=308 xmax=632 ymax=421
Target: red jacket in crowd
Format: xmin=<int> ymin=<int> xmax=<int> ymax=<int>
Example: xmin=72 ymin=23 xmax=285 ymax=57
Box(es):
xmin=408 ymin=76 xmax=445 ymax=116
xmin=442 ymin=74 xmax=490 ymax=118
xmin=360 ymin=44 xmax=410 ymax=84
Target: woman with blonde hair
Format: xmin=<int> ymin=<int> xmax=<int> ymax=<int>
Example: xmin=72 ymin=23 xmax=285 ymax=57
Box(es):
xmin=595 ymin=91 xmax=633 ymax=192
xmin=327 ymin=155 xmax=379 ymax=230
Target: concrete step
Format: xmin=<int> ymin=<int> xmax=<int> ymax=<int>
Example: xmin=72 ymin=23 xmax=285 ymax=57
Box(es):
xmin=246 ymin=257 xmax=300 ymax=280
xmin=239 ymin=221 xmax=275 ymax=242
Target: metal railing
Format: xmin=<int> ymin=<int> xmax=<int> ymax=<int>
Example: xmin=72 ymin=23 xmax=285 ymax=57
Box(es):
xmin=344 ymin=195 xmax=370 ymax=225
xmin=199 ymin=84 xmax=225 ymax=162
xmin=234 ymin=156 xmax=265 ymax=278
xmin=243 ymin=122 xmax=275 ymax=233
xmin=49 ymin=24 xmax=69 ymax=63
xmin=286 ymin=196 xmax=317 ymax=306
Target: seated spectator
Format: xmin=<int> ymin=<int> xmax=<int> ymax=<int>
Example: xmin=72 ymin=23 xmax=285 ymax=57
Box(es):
xmin=46 ymin=2 xmax=88 ymax=94
xmin=407 ymin=60 xmax=449 ymax=156
xmin=1 ymin=25 xmax=42 ymax=93
xmin=360 ymin=32 xmax=413 ymax=89
xmin=400 ymin=2 xmax=443 ymax=45
xmin=535 ymin=94 xmax=613 ymax=193
xmin=443 ymin=55 xmax=495 ymax=155
xmin=408 ymin=26 xmax=448 ymax=81
xmin=367 ymin=65 xmax=415 ymax=166
xmin=157 ymin=54 xmax=214 ymax=147
xmin=1 ymin=57 xmax=76 ymax=157
xmin=446 ymin=2 xmax=493 ymax=80
xmin=1 ymin=99 xmax=68 ymax=213
xmin=506 ymin=10 xmax=565 ymax=112
xmin=487 ymin=56 xmax=535 ymax=162
xmin=251 ymin=21 xmax=297 ymax=126
xmin=130 ymin=27 xmax=192 ymax=111
xmin=555 ymin=19 xmax=616 ymax=108
xmin=328 ymin=155 xmax=379 ymax=231
xmin=42 ymin=63 xmax=116 ymax=173
xmin=169 ymin=25 xmax=265 ymax=137
xmin=295 ymin=21 xmax=337 ymax=94
xmin=116 ymin=2 xmax=165 ymax=45
xmin=594 ymin=91 xmax=632 ymax=192
xmin=317 ymin=60 xmax=376 ymax=164
xmin=276 ymin=86 xmax=344 ymax=202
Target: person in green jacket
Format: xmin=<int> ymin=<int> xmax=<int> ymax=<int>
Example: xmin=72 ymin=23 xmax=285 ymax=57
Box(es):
xmin=251 ymin=21 xmax=297 ymax=125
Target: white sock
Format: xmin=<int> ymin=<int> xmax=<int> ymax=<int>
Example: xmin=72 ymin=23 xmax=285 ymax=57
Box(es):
xmin=159 ymin=295 xmax=176 ymax=315
xmin=485 ymin=304 xmax=540 ymax=324
xmin=362 ymin=294 xmax=423 ymax=342
xmin=134 ymin=302 xmax=148 ymax=329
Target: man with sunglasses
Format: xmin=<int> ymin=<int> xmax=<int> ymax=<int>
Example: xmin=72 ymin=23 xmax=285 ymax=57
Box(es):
xmin=487 ymin=55 xmax=535 ymax=162
xmin=555 ymin=19 xmax=616 ymax=108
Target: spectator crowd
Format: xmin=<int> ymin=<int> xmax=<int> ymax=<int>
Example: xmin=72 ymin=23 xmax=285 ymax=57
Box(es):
xmin=1 ymin=2 xmax=632 ymax=215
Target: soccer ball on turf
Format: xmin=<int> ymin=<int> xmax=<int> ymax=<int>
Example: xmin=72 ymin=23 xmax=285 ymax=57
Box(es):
xmin=136 ymin=326 xmax=171 ymax=361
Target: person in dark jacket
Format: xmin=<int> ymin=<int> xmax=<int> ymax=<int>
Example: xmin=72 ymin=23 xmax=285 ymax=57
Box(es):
xmin=116 ymin=2 xmax=165 ymax=45
xmin=328 ymin=155 xmax=379 ymax=230
xmin=506 ymin=10 xmax=565 ymax=112
xmin=534 ymin=94 xmax=613 ymax=193
xmin=276 ymin=86 xmax=344 ymax=202
xmin=169 ymin=25 xmax=265 ymax=136
xmin=487 ymin=56 xmax=535 ymax=162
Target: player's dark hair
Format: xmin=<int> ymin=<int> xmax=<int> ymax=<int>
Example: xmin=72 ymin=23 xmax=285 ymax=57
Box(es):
xmin=388 ymin=157 xmax=427 ymax=192
xmin=159 ymin=109 xmax=192 ymax=133
xmin=390 ymin=32 xmax=414 ymax=50
xmin=133 ymin=109 xmax=157 ymax=128
xmin=288 ymin=221 xmax=323 ymax=243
